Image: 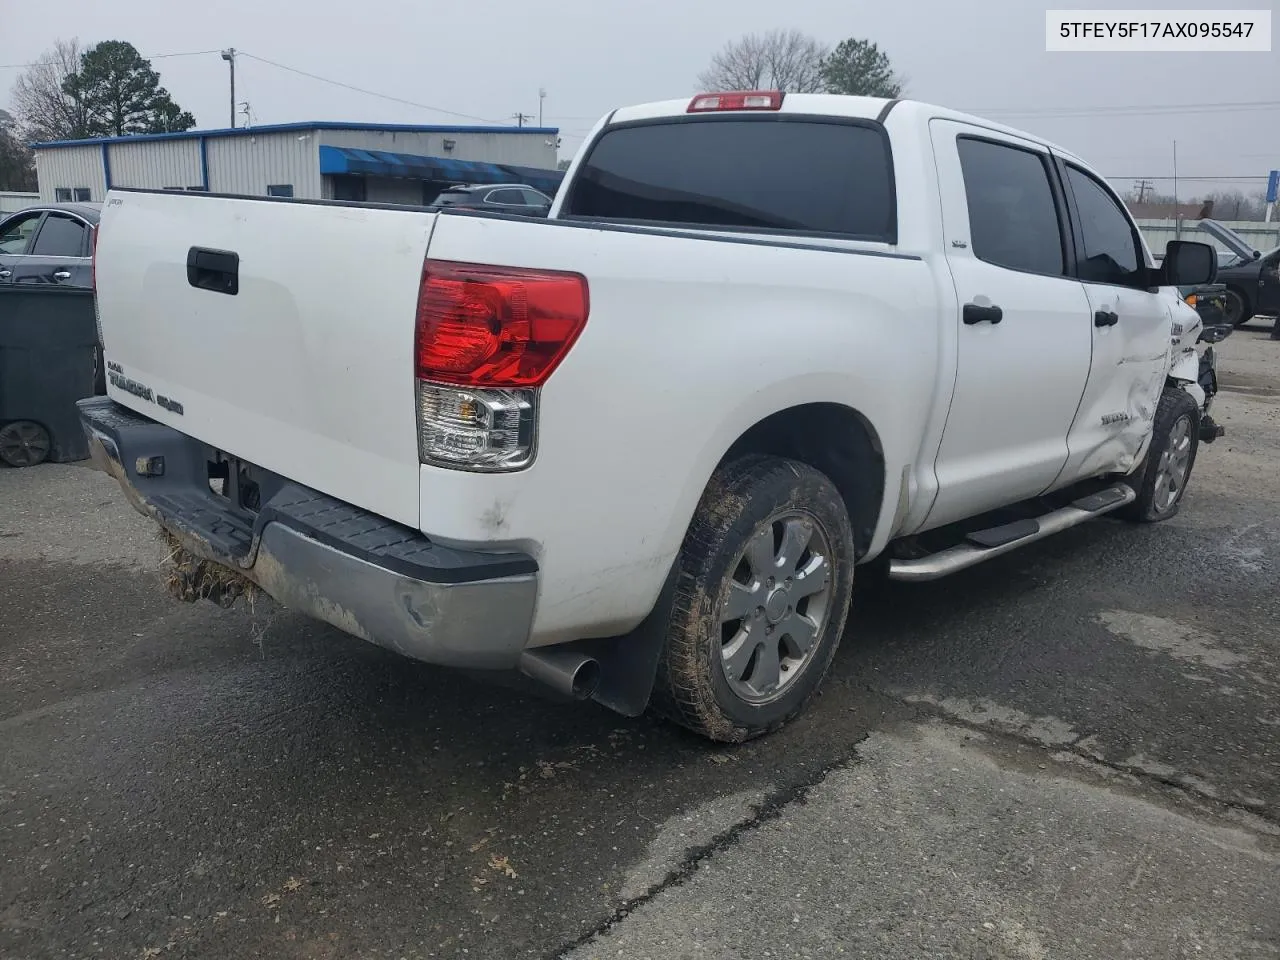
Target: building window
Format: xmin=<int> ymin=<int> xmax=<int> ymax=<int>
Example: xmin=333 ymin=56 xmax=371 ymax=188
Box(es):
xmin=333 ymin=175 xmax=366 ymax=203
xmin=54 ymin=188 xmax=72 ymax=202
xmin=267 ymin=184 xmax=294 ymax=198
xmin=74 ymin=187 xmax=91 ymax=202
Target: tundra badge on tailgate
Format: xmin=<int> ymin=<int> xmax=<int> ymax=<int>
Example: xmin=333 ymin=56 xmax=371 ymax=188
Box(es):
xmin=107 ymin=362 xmax=185 ymax=416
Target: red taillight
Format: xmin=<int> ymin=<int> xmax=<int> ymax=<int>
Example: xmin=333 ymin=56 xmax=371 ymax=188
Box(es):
xmin=414 ymin=260 xmax=589 ymax=388
xmin=687 ymin=90 xmax=784 ymax=113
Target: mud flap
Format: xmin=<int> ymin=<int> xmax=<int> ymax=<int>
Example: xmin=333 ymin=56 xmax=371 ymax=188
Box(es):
xmin=574 ymin=560 xmax=680 ymax=718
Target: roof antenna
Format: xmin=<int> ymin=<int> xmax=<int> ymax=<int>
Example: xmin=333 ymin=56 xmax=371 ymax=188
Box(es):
xmin=238 ymin=101 xmax=253 ymax=129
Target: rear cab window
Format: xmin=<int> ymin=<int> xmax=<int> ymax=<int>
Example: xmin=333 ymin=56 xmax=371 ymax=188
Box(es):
xmin=563 ymin=116 xmax=897 ymax=242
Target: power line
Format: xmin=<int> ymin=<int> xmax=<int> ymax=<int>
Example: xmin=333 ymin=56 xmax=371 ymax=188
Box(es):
xmin=967 ymin=99 xmax=1280 ymax=120
xmin=1106 ymin=176 xmax=1268 ymax=181
xmin=557 ymin=98 xmax=1280 ymax=128
xmin=238 ymin=51 xmax=503 ymax=125
xmin=1 ymin=45 xmax=516 ymax=129
xmin=0 ymin=49 xmax=222 ymax=70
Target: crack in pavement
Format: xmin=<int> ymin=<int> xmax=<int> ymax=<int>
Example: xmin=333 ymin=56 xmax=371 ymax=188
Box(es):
xmin=890 ymin=692 xmax=1280 ymax=834
xmin=550 ymin=688 xmax=1277 ymax=959
xmin=543 ymin=739 xmax=871 ymax=960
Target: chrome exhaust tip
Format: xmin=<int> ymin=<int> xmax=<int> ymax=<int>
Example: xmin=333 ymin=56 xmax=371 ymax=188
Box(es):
xmin=518 ymin=647 xmax=601 ymax=700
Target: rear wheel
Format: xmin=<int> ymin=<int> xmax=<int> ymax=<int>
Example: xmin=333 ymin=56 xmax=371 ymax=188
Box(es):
xmin=1121 ymin=389 xmax=1200 ymax=522
xmin=0 ymin=420 xmax=52 ymax=468
xmin=652 ymin=455 xmax=856 ymax=742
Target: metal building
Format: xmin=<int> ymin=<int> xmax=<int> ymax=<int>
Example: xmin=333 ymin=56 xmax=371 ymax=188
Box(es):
xmin=0 ymin=191 xmax=39 ymax=214
xmin=32 ymin=121 xmax=564 ymax=205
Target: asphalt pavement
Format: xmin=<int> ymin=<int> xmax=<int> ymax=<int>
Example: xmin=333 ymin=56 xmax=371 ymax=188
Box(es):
xmin=2 ymin=325 xmax=1278 ymax=960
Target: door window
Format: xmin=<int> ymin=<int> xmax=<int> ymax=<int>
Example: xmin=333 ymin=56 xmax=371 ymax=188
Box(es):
xmin=30 ymin=214 xmax=89 ymax=258
xmin=0 ymin=212 xmax=44 ymax=254
xmin=957 ymin=137 xmax=1065 ymax=277
xmin=520 ymin=188 xmax=550 ymax=206
xmin=484 ymin=189 xmax=525 ymax=205
xmin=1064 ymin=165 xmax=1144 ymax=287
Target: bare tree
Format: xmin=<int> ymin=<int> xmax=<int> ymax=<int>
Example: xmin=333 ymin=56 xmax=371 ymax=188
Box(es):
xmin=10 ymin=38 xmax=89 ymax=143
xmin=697 ymin=30 xmax=828 ymax=93
xmin=1200 ymin=190 xmax=1267 ymax=221
xmin=0 ymin=109 xmax=37 ymax=191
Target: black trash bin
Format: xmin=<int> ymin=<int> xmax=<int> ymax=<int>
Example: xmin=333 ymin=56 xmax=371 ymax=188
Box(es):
xmin=0 ymin=284 xmax=100 ymax=466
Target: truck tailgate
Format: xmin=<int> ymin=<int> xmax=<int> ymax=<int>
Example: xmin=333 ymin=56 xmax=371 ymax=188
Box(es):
xmin=95 ymin=191 xmax=435 ymax=528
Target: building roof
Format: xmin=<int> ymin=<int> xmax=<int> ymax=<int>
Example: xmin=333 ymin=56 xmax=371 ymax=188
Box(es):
xmin=32 ymin=120 xmax=560 ymax=149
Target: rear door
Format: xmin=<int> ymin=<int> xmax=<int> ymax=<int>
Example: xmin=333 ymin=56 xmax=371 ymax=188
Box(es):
xmin=924 ymin=121 xmax=1093 ymax=528
xmin=1053 ymin=160 xmax=1172 ymax=483
xmin=11 ymin=211 xmax=93 ymax=285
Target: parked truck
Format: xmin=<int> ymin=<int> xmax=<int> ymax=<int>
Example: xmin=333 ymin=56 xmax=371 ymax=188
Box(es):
xmin=80 ymin=91 xmax=1219 ymax=743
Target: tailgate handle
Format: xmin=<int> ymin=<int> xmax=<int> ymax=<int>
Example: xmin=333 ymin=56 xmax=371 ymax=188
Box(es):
xmin=186 ymin=247 xmax=239 ymax=296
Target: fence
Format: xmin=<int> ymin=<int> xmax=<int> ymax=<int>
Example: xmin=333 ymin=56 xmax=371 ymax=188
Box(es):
xmin=0 ymin=191 xmax=39 ymax=214
xmin=1137 ymin=218 xmax=1280 ymax=256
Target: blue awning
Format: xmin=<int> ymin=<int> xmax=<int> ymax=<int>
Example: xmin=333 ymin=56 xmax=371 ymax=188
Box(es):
xmin=318 ymin=145 xmax=564 ymax=195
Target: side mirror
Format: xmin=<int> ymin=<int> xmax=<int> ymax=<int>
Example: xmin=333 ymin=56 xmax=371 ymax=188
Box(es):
xmin=1160 ymin=240 xmax=1217 ymax=286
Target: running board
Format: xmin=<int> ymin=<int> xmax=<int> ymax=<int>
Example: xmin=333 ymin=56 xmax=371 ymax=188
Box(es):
xmin=887 ymin=484 xmax=1136 ymax=582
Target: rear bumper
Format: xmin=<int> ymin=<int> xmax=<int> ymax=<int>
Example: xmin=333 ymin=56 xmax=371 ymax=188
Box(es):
xmin=77 ymin=397 xmax=538 ymax=668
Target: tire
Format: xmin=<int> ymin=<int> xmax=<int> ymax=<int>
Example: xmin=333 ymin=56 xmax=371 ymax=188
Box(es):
xmin=0 ymin=420 xmax=52 ymax=468
xmin=1224 ymin=287 xmax=1254 ymax=327
xmin=651 ymin=455 xmax=856 ymax=743
xmin=1121 ymin=389 xmax=1200 ymax=523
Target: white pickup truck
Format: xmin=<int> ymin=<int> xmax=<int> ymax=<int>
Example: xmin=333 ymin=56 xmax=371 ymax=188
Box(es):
xmin=81 ymin=91 xmax=1221 ymax=743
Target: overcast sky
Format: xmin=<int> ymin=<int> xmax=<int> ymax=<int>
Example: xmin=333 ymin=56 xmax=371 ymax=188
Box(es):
xmin=2 ymin=0 xmax=1277 ymax=197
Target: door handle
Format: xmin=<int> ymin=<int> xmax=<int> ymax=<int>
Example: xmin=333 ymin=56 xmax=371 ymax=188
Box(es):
xmin=53 ymin=270 xmax=72 ymax=281
xmin=1094 ymin=309 xmax=1119 ymax=327
xmin=186 ymin=246 xmax=239 ymax=296
xmin=962 ymin=303 xmax=1003 ymax=325
xmin=0 ymin=269 xmax=11 ymax=279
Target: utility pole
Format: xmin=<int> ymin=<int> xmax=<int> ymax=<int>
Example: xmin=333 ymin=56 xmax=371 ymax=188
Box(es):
xmin=512 ymin=112 xmax=534 ymax=128
xmin=221 ymin=48 xmax=237 ymax=129
xmin=1172 ymin=140 xmax=1180 ymax=239
xmin=1134 ymin=179 xmax=1153 ymax=204
xmin=538 ymin=88 xmax=546 ymax=127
